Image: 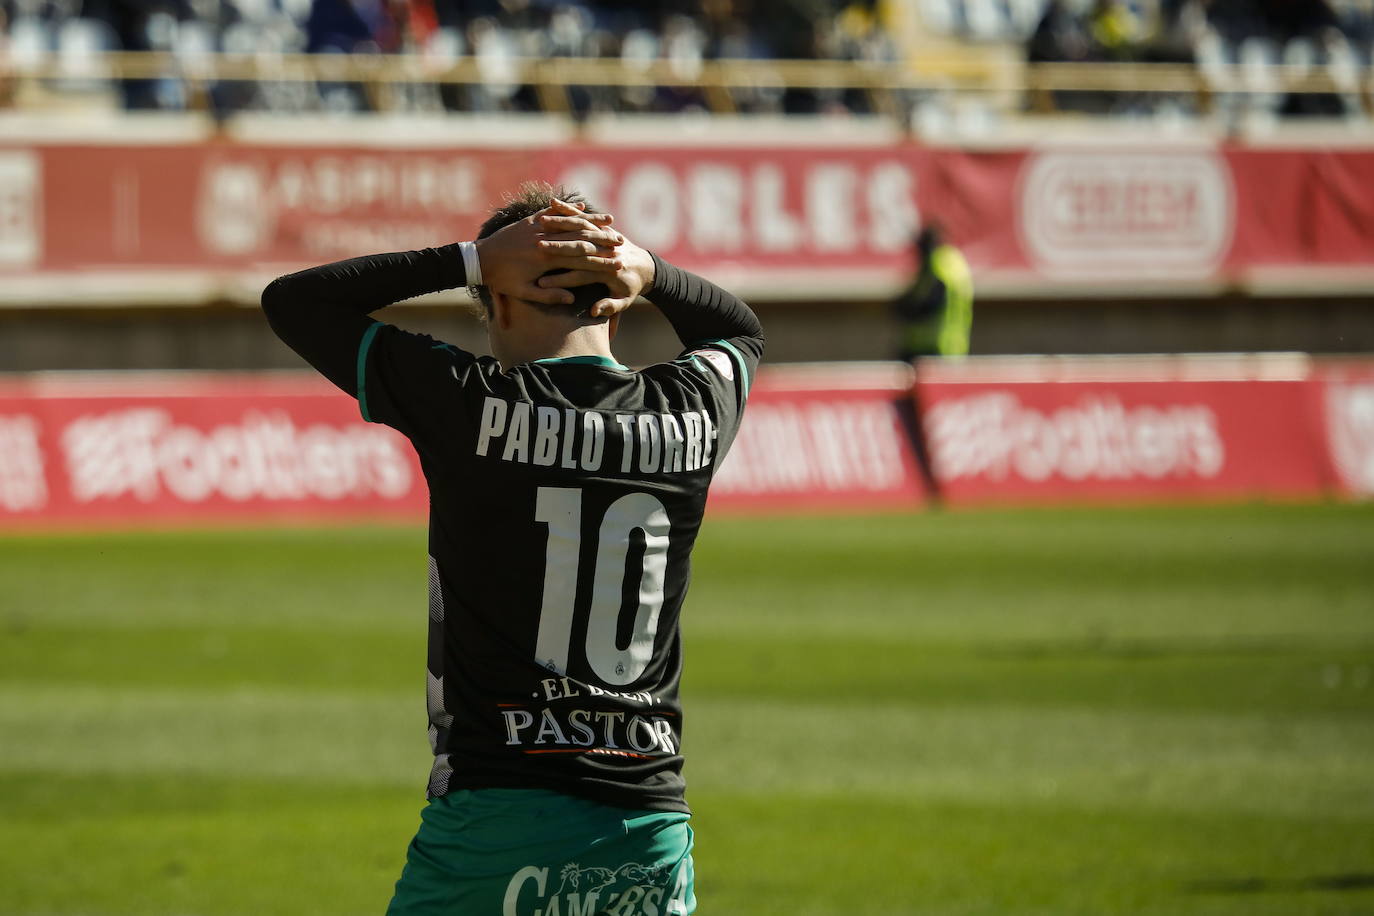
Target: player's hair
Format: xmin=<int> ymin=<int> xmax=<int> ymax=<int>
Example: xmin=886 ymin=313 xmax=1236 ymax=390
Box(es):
xmin=470 ymin=181 xmax=611 ymax=322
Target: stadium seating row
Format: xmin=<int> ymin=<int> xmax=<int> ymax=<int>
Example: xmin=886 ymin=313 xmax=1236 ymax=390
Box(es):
xmin=0 ymin=1 xmax=894 ymax=114
xmin=1 ymin=1 xmax=1372 ymax=119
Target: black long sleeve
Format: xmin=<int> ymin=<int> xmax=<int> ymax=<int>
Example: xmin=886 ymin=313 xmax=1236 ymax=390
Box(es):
xmin=264 ymin=246 xmax=764 ymax=402
xmin=261 ymin=244 xmax=468 ymax=394
xmin=647 ymin=253 xmax=764 ymax=348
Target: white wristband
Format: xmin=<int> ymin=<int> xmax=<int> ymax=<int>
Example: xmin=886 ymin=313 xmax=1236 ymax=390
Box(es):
xmin=458 ymin=240 xmax=482 ymax=286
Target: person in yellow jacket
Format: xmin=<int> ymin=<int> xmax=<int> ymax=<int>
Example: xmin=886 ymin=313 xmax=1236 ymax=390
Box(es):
xmin=891 ymin=224 xmax=973 ymax=507
xmin=892 ymin=225 xmax=974 ymax=362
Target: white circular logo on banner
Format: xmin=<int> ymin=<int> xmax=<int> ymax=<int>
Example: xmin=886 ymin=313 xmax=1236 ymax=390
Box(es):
xmin=1019 ymin=150 xmax=1233 ymax=278
xmin=197 ymin=161 xmax=275 ymax=256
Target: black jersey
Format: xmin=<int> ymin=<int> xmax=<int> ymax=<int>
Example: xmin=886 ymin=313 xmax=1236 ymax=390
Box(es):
xmin=262 ymin=245 xmax=763 ymax=813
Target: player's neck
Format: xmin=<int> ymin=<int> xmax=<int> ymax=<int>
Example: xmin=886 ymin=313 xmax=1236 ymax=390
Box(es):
xmin=493 ymin=324 xmax=616 ymax=370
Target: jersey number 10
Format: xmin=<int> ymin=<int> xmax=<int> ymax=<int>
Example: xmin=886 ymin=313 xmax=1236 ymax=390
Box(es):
xmin=534 ymin=487 xmax=670 ymax=687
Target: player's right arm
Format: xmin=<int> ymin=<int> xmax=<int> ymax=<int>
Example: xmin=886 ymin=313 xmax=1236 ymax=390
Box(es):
xmin=261 ymin=244 xmax=469 ymax=395
xmin=259 ymin=204 xmax=622 ymax=437
xmin=260 ymin=207 xmax=621 ymax=393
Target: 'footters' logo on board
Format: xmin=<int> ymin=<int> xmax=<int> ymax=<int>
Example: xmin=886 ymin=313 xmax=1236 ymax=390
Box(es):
xmin=926 ymin=392 xmax=1225 ymax=483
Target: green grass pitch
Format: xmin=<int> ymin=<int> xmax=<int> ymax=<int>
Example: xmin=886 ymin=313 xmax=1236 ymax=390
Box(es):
xmin=2 ymin=502 xmax=1372 ymax=915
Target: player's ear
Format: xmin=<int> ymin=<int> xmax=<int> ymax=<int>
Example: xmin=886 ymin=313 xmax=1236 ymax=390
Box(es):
xmin=491 ymin=291 xmax=516 ymax=331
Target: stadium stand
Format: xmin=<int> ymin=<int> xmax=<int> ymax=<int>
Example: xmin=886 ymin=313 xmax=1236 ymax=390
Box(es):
xmin=0 ymin=0 xmax=1370 ymax=120
xmin=0 ymin=0 xmax=904 ymax=115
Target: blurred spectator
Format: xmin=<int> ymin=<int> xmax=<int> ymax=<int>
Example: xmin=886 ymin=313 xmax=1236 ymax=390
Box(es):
xmin=827 ymin=1 xmax=898 ymax=114
xmin=1278 ymin=26 xmax=1352 ymax=117
xmin=306 ymin=0 xmax=385 ymax=53
xmin=634 ymin=13 xmax=708 ymax=112
xmin=1027 ymin=0 xmax=1097 ymax=113
xmin=547 ymin=3 xmax=592 ymax=56
xmin=1202 ymin=0 xmax=1268 ymax=43
xmin=1144 ymin=0 xmax=1207 ymax=64
xmin=77 ymin=0 xmax=166 ymax=109
xmin=1088 ymin=0 xmax=1144 ymax=60
xmin=1255 ymin=0 xmax=1342 ymax=42
xmin=1028 ymin=0 xmax=1093 ymax=64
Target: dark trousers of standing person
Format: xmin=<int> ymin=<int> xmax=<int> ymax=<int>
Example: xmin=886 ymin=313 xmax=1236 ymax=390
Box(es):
xmin=896 ymin=357 xmax=943 ymax=510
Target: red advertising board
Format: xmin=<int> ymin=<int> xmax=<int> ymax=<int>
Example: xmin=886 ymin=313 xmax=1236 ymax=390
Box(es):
xmin=1 ymin=359 xmax=1369 ymax=530
xmin=710 ymin=364 xmax=926 ymax=512
xmin=1320 ymin=360 xmax=1374 ymax=499
xmin=3 ymin=144 xmax=535 ymax=272
xmin=0 ymin=374 xmax=426 ymax=528
xmin=3 ymin=137 xmax=1374 ymax=301
xmin=917 ymin=371 xmax=1335 ymax=505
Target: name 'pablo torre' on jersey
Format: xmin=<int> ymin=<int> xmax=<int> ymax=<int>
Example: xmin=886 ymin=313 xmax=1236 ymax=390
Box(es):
xmin=474 ymin=395 xmax=719 ymax=476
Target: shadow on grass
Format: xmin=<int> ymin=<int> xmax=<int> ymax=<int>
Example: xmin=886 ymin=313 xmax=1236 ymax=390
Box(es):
xmin=981 ymin=635 xmax=1374 ymax=660
xmin=1185 ymin=873 xmax=1374 ymax=894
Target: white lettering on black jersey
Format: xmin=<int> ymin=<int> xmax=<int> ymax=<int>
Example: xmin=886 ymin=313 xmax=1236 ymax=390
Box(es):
xmin=476 ymin=396 xmax=717 ymax=475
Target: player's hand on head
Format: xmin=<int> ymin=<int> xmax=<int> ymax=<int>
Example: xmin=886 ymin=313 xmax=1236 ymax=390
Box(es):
xmin=534 ymin=199 xmax=623 ymax=274
xmin=534 ymin=202 xmax=618 ymax=248
xmin=474 ymin=200 xmax=622 ymax=307
xmin=539 ymin=197 xmax=615 ymax=230
xmin=546 ymin=196 xmax=613 ymax=223
xmin=538 ymin=236 xmax=655 ymax=317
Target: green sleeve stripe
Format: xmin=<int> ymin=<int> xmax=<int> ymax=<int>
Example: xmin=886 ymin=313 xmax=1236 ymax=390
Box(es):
xmin=710 ymin=338 xmax=752 ymax=397
xmin=356 ymin=321 xmax=383 ymax=423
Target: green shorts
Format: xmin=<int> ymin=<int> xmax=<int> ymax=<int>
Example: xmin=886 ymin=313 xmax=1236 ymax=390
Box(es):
xmin=386 ymin=788 xmax=695 ymax=916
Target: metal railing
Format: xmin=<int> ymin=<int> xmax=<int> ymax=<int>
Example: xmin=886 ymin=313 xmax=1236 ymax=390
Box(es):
xmin=2 ymin=50 xmax=1371 ymax=118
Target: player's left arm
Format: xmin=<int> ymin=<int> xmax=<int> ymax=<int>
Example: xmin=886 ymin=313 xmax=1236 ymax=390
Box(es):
xmin=641 ymin=251 xmax=764 ymax=386
xmin=536 ymin=236 xmax=764 ymax=371
xmin=641 ymin=252 xmax=763 ymax=466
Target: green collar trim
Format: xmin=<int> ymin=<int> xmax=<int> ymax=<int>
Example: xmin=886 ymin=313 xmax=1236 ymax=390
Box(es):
xmin=533 ymin=355 xmax=629 ymax=370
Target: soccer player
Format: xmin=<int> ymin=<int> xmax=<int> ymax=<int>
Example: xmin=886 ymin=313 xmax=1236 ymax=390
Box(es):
xmin=261 ymin=184 xmax=763 ymax=916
